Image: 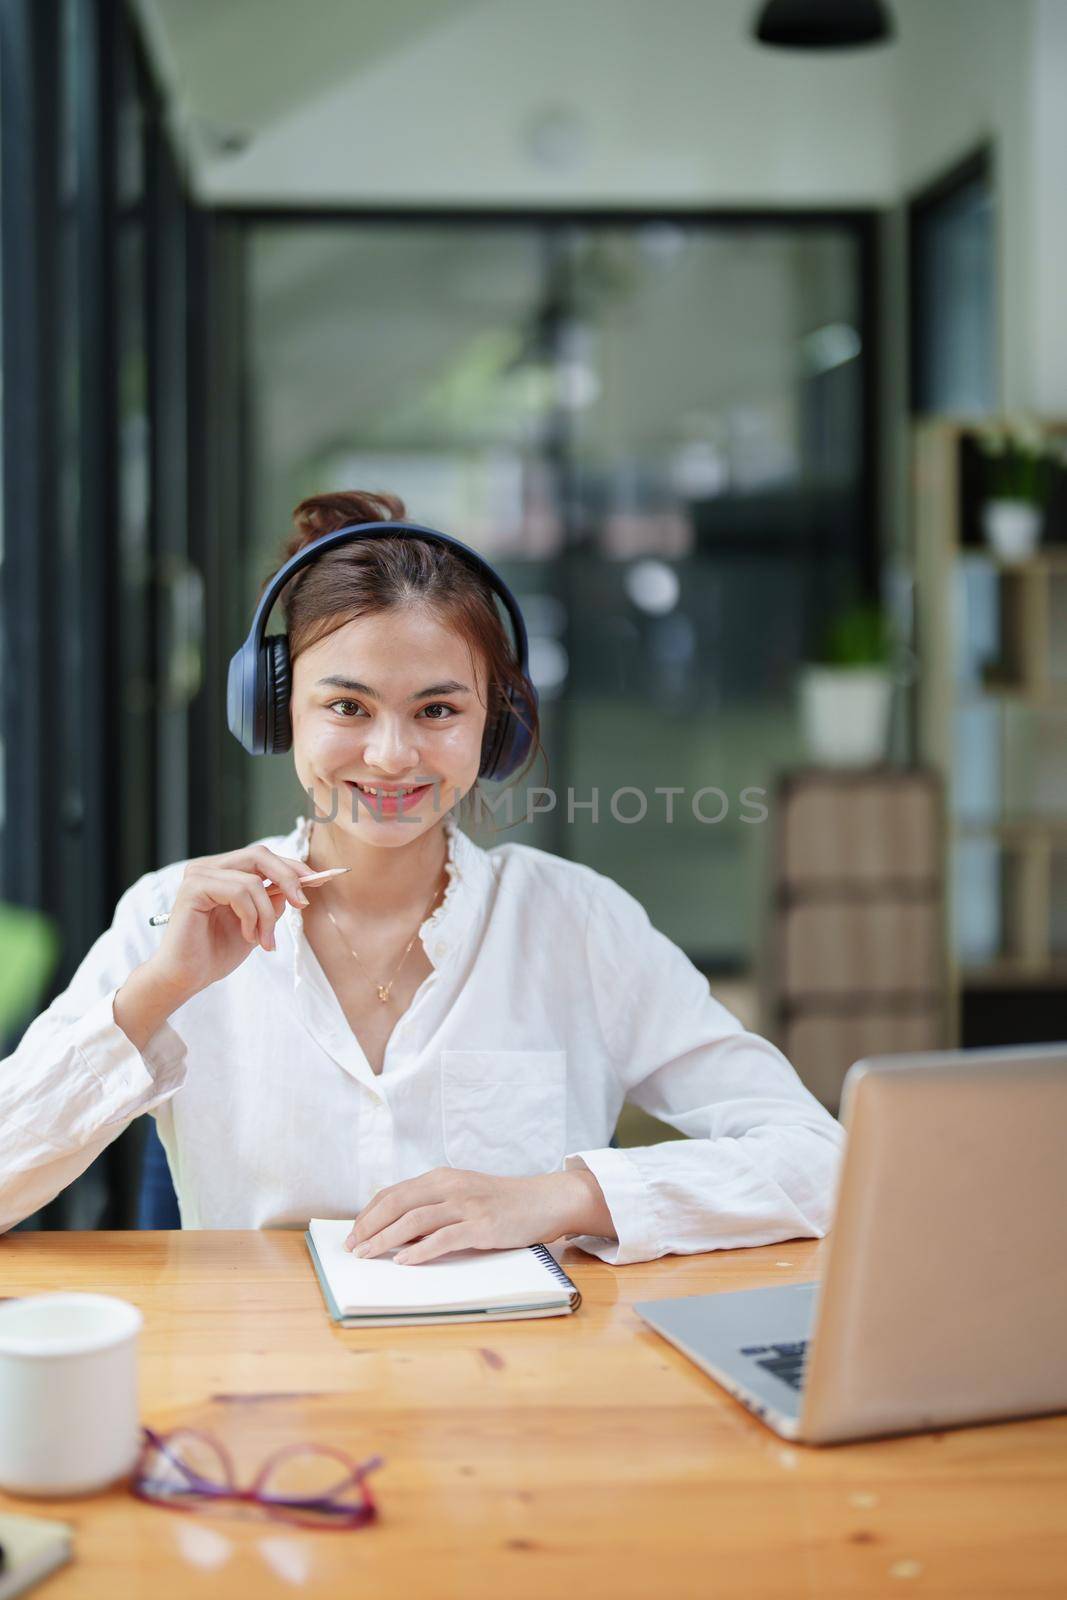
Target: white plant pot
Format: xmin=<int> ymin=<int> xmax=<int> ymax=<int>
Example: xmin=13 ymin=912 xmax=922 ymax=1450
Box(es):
xmin=800 ymin=667 xmax=893 ymax=769
xmin=981 ymin=498 xmax=1043 ymax=563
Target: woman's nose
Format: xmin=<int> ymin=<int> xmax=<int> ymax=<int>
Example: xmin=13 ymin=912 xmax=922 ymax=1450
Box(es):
xmin=362 ymin=718 xmax=420 ymax=774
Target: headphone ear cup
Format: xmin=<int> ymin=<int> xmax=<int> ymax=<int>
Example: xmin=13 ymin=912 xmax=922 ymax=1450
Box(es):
xmin=480 ymin=680 xmax=537 ymax=781
xmin=264 ymin=635 xmax=293 ymax=754
xmin=479 ymin=711 xmax=505 ymax=781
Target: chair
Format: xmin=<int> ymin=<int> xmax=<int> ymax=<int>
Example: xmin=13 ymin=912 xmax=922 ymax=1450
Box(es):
xmin=137 ymin=1120 xmax=181 ymax=1229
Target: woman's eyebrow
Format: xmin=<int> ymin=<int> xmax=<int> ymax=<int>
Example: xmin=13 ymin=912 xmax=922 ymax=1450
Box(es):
xmin=315 ymin=675 xmax=471 ymax=700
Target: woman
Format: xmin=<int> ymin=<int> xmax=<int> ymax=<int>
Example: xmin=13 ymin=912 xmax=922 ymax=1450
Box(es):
xmin=0 ymin=491 xmax=844 ymax=1262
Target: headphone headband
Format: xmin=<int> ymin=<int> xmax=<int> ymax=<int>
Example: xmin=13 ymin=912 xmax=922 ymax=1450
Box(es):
xmin=247 ymin=520 xmax=531 ymax=671
xmin=226 ymin=519 xmax=537 ymax=780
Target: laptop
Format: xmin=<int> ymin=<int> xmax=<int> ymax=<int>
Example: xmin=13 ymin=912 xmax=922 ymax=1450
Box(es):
xmin=634 ymin=1044 xmax=1067 ymax=1444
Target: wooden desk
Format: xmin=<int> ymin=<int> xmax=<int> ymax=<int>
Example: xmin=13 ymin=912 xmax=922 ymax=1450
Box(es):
xmin=1 ymin=1231 xmax=1065 ymax=1598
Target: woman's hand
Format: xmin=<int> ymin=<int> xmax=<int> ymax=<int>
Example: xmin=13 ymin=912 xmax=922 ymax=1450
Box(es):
xmin=344 ymin=1166 xmax=616 ymax=1264
xmin=147 ymin=845 xmax=320 ymax=1001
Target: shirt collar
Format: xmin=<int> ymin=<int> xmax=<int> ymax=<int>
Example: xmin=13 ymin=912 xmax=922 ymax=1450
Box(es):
xmin=280 ymin=808 xmax=491 ymax=971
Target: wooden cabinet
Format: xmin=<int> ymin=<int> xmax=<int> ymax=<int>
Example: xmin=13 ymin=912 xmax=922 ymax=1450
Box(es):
xmin=762 ymin=768 xmax=948 ymax=1112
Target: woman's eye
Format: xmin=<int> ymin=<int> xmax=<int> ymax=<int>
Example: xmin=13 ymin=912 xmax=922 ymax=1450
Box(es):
xmin=327 ymin=704 xmax=457 ymax=723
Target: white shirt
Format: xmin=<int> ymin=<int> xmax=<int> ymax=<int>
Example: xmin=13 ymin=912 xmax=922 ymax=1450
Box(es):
xmin=0 ymin=814 xmax=844 ymax=1263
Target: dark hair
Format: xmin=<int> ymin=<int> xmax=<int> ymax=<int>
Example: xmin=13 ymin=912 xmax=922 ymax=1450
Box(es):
xmin=265 ymin=489 xmax=539 ymax=783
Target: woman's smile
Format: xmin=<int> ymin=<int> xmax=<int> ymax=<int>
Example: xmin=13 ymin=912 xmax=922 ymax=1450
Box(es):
xmin=344 ymin=779 xmax=437 ymax=817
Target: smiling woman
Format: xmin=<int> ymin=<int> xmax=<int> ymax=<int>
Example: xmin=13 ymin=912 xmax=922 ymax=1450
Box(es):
xmin=0 ymin=490 xmax=845 ymax=1267
xmin=278 ymin=492 xmax=537 ymax=847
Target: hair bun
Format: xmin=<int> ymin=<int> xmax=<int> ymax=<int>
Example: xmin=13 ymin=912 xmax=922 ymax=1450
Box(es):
xmin=280 ymin=490 xmax=408 ymax=565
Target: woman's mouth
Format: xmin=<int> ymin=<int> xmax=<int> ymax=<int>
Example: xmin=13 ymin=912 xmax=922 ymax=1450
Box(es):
xmin=344 ymin=780 xmax=434 ymax=817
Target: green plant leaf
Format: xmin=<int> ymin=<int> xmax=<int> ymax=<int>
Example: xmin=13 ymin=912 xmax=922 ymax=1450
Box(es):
xmin=815 ymin=603 xmax=893 ymax=667
xmin=0 ymin=903 xmax=58 ymax=1034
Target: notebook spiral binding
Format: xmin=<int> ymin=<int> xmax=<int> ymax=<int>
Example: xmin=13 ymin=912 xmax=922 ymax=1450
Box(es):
xmin=531 ymin=1243 xmax=582 ymax=1309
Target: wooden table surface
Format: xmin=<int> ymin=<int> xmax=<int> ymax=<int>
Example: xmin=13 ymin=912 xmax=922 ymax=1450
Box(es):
xmin=1 ymin=1230 xmax=1065 ymax=1599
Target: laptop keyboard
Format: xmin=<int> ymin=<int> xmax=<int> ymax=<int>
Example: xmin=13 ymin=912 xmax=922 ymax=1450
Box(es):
xmin=740 ymin=1340 xmax=809 ymax=1390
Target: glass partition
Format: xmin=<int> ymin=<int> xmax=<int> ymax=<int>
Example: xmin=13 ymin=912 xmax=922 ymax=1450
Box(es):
xmin=244 ymin=216 xmax=871 ymax=967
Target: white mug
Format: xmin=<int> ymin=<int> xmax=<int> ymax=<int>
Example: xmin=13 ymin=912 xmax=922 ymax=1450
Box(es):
xmin=0 ymin=1293 xmax=143 ymax=1496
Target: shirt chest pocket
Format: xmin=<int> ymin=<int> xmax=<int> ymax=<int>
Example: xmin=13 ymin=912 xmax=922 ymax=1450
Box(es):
xmin=440 ymin=1050 xmax=567 ymax=1177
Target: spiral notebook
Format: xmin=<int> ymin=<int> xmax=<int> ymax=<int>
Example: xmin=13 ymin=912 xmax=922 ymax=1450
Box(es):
xmin=305 ymin=1218 xmax=581 ymax=1326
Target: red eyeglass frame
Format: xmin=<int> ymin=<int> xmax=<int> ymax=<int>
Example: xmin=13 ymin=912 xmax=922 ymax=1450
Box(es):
xmin=131 ymin=1424 xmax=383 ymax=1531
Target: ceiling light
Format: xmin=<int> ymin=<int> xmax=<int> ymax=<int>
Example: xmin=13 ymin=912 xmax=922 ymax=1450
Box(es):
xmin=753 ymin=0 xmax=894 ymax=49
xmin=625 ymin=560 xmax=681 ymax=616
xmin=802 ymin=322 xmax=862 ymax=374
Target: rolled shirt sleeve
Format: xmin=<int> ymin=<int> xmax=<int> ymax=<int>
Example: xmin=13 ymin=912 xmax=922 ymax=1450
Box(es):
xmin=565 ymin=875 xmax=845 ymax=1265
xmin=0 ymin=871 xmax=188 ymax=1233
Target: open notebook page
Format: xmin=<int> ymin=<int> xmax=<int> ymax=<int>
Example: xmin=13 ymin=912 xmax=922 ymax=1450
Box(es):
xmin=308 ymin=1218 xmax=570 ymax=1315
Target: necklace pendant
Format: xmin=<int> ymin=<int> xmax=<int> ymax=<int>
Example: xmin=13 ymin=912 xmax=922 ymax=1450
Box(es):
xmin=376 ymin=985 xmax=390 ymax=1003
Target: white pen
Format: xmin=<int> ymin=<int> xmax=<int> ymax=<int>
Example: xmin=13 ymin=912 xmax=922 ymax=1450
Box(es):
xmin=147 ymin=865 xmax=350 ymax=926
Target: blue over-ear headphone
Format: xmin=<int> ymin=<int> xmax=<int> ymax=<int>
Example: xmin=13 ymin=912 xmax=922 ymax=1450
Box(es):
xmin=226 ymin=520 xmax=538 ymax=780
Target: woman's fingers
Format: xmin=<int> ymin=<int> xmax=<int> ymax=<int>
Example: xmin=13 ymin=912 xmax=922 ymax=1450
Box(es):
xmin=200 ymin=846 xmax=315 ymax=910
xmin=216 ymin=873 xmax=276 ymax=951
xmin=346 ymin=1170 xmax=452 ymax=1250
xmin=395 ymin=1222 xmax=476 ymax=1266
xmin=352 ymin=1202 xmax=458 ymax=1260
xmin=240 ymin=847 xmax=315 ymax=907
xmin=232 ymin=888 xmax=260 ymax=946
xmin=193 ymin=869 xmax=284 ymax=950
xmin=233 ymin=871 xmax=284 ymax=949
xmin=206 ymin=879 xmax=262 ymax=946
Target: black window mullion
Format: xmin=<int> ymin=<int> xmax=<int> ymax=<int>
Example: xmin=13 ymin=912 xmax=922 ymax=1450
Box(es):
xmin=0 ymin=0 xmax=61 ymax=927
xmin=146 ymin=110 xmax=191 ymax=867
xmin=186 ymin=214 xmax=250 ymax=857
xmin=71 ymin=0 xmax=121 ymax=947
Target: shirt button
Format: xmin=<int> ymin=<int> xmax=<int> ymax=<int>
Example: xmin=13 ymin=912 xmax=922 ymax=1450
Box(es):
xmin=434 ymin=940 xmax=447 ymax=956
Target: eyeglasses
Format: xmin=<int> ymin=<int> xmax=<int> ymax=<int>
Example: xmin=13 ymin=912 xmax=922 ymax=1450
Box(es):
xmin=132 ymin=1425 xmax=383 ymax=1531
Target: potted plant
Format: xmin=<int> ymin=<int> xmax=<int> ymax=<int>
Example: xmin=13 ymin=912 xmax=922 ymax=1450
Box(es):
xmin=973 ymin=415 xmax=1063 ymax=563
xmin=799 ymin=602 xmax=894 ymax=768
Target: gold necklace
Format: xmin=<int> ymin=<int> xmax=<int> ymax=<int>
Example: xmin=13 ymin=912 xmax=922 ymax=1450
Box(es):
xmin=322 ymin=872 xmax=445 ymax=1005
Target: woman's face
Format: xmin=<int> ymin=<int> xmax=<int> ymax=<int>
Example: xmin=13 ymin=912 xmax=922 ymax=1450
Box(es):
xmin=289 ymin=603 xmax=489 ymax=850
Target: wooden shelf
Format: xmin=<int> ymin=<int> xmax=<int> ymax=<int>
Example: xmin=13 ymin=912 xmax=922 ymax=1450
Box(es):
xmin=958 ymin=549 xmax=1067 ymax=574
xmin=780 ymin=994 xmax=943 ymax=1016
xmin=777 ymin=879 xmax=942 ymax=904
xmin=958 ymin=683 xmax=1067 ymax=708
xmin=957 ymin=818 xmax=1067 ymax=841
xmin=962 ymin=959 xmax=1067 ymax=989
xmin=914 ymin=416 xmax=1067 ymax=1037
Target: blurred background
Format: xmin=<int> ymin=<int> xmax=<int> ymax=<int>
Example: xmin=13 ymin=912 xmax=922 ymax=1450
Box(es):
xmin=2 ymin=0 xmax=1066 ymax=1227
